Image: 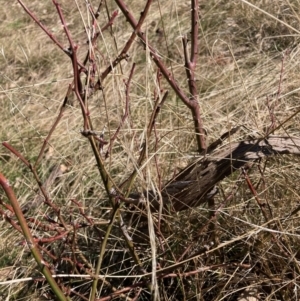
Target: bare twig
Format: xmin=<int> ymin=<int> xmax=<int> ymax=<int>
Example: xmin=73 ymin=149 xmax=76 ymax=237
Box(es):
xmin=99 ymin=0 xmax=154 ymax=85
xmin=115 ymin=0 xmax=206 ymax=152
xmin=0 ymin=173 xmax=70 ymax=301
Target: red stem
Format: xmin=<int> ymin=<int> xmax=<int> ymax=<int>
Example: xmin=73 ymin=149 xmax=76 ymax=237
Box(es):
xmin=114 ymin=0 xmax=206 ymax=152
xmin=52 ymin=0 xmax=89 ymax=130
xmin=0 ymin=172 xmax=69 ymax=301
xmin=99 ymin=0 xmax=153 ymax=84
xmin=2 ymin=142 xmax=30 ymax=167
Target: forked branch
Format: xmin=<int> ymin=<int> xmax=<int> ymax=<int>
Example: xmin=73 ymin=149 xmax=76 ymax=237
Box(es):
xmin=114 ymin=0 xmax=206 ymax=152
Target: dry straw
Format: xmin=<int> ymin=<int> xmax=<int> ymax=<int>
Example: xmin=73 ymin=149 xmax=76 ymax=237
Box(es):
xmin=1 ymin=0 xmax=300 ymax=300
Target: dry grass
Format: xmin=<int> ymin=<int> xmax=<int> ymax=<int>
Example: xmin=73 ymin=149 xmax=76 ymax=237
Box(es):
xmin=1 ymin=0 xmax=300 ymax=300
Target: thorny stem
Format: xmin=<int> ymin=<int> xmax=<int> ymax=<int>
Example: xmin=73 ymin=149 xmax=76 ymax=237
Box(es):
xmin=2 ymin=143 xmax=67 ymax=226
xmin=2 ymin=142 xmax=30 ymax=167
xmin=190 ymin=0 xmax=199 ymax=65
xmin=0 ymin=206 xmax=23 ymax=232
xmin=12 ymin=0 xmax=216 ymax=298
xmin=49 ymin=1 xmax=116 ymax=201
xmin=8 ymin=4 xmax=120 ymax=297
xmin=182 ymin=0 xmax=206 ymax=151
xmin=100 ymin=9 xmax=119 ymax=32
xmin=114 ymin=0 xmax=206 ymax=152
xmin=52 ymin=0 xmax=89 ymax=129
xmin=0 ymin=173 xmax=70 ymax=301
xmin=83 ymin=7 xmax=118 ymax=80
xmin=18 ymin=0 xmax=66 ymax=53
xmin=99 ymin=0 xmax=153 ymax=85
xmin=17 ymin=0 xmax=86 ymax=72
